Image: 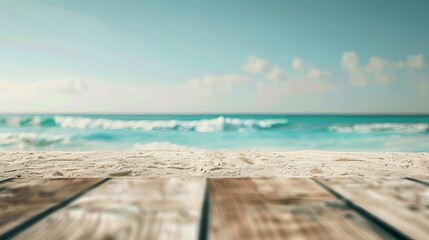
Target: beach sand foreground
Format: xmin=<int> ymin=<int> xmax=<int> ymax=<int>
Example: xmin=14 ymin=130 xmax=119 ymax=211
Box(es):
xmin=1 ymin=150 xmax=428 ymax=178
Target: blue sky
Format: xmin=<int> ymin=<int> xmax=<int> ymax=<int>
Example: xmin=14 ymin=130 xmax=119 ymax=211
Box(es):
xmin=0 ymin=0 xmax=428 ymax=113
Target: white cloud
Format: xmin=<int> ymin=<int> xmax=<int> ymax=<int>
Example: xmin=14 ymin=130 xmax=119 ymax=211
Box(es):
xmin=341 ymin=52 xmax=360 ymax=71
xmin=375 ymin=75 xmax=391 ymax=85
xmin=0 ymin=78 xmax=142 ymax=113
xmin=251 ymin=56 xmax=338 ymax=96
xmin=366 ymin=57 xmax=386 ymax=72
xmin=257 ymin=78 xmax=340 ymax=97
xmin=0 ymin=78 xmax=133 ymax=98
xmin=0 ymin=79 xmax=86 ymax=97
xmin=292 ymin=58 xmax=303 ymax=70
xmin=37 ymin=79 xmax=87 ymax=94
xmin=342 ymin=51 xmax=426 ymax=86
xmin=291 ymin=57 xmax=331 ymax=80
xmin=284 ymin=79 xmax=340 ymax=96
xmin=406 ymin=54 xmax=425 ymax=69
xmin=419 ymin=81 xmax=428 ymax=96
xmin=188 ymin=74 xmax=250 ymax=95
xmin=242 ymin=55 xmax=336 ymax=95
xmin=189 ymin=74 xmax=249 ymax=86
xmin=243 ymin=55 xmax=269 ymax=74
xmin=188 ymin=54 xmax=338 ymax=99
xmin=341 ymin=51 xmax=368 ymax=86
xmin=366 ymin=54 xmax=425 ymax=71
xmin=243 ymin=55 xmax=287 ymax=81
xmin=267 ymin=66 xmax=284 ymax=81
xmin=307 ymin=68 xmax=331 ymax=79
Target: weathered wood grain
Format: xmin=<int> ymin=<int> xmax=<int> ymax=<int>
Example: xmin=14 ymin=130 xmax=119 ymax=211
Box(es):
xmin=0 ymin=178 xmax=102 ymax=238
xmin=319 ymin=178 xmax=429 ymax=240
xmin=14 ymin=178 xmax=206 ymax=240
xmin=208 ymin=178 xmax=394 ymax=240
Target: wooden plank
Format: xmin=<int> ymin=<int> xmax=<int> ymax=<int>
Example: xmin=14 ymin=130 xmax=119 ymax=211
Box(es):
xmin=14 ymin=178 xmax=206 ymax=240
xmin=319 ymin=178 xmax=429 ymax=240
xmin=0 ymin=178 xmax=103 ymax=238
xmin=208 ymin=178 xmax=395 ymax=240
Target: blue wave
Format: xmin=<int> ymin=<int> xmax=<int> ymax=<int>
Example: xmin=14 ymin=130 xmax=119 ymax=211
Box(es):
xmin=0 ymin=116 xmax=289 ymax=132
xmin=1 ymin=115 xmax=428 ymax=151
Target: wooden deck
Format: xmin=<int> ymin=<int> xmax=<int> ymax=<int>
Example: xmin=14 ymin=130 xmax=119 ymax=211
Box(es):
xmin=0 ymin=178 xmax=428 ymax=240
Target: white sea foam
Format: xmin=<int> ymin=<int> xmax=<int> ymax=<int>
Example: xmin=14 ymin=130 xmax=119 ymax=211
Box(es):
xmin=133 ymin=141 xmax=197 ymax=150
xmin=328 ymin=123 xmax=429 ymax=134
xmin=0 ymin=132 xmax=70 ymax=146
xmin=53 ymin=116 xmax=288 ymax=132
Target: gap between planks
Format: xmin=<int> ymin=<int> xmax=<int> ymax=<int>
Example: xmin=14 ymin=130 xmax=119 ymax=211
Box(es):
xmin=405 ymin=177 xmax=429 ymax=187
xmin=198 ymin=179 xmax=210 ymax=240
xmin=0 ymin=178 xmax=12 ymax=184
xmin=313 ymin=179 xmax=410 ymax=240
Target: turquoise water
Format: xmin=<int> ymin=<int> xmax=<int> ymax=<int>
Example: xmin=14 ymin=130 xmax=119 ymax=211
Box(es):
xmin=0 ymin=115 xmax=428 ymax=152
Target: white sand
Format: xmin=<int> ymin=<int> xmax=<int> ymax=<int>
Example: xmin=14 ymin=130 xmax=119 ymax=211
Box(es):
xmin=1 ymin=150 xmax=428 ymax=178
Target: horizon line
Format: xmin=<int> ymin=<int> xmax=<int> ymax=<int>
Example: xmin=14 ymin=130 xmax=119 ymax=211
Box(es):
xmin=1 ymin=112 xmax=429 ymax=116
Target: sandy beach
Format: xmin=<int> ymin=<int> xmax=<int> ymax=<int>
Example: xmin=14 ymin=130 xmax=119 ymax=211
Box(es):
xmin=1 ymin=150 xmax=428 ymax=178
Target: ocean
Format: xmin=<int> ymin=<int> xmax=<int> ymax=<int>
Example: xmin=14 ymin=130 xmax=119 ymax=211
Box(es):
xmin=0 ymin=114 xmax=428 ymax=152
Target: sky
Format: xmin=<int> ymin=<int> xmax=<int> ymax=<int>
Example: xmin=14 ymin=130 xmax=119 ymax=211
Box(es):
xmin=0 ymin=0 xmax=428 ymax=114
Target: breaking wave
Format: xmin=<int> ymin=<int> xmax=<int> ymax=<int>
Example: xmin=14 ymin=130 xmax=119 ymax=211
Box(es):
xmin=55 ymin=116 xmax=288 ymax=132
xmin=328 ymin=123 xmax=429 ymax=134
xmin=0 ymin=116 xmax=56 ymax=127
xmin=0 ymin=132 xmax=70 ymax=147
xmin=0 ymin=116 xmax=288 ymax=132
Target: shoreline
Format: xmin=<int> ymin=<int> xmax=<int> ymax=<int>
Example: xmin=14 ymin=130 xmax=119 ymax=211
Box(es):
xmin=2 ymin=150 xmax=428 ymax=178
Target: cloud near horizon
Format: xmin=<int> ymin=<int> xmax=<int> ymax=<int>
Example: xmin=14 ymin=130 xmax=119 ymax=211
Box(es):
xmin=188 ymin=55 xmax=337 ymax=96
xmin=188 ymin=74 xmax=250 ymax=95
xmin=0 ymin=79 xmax=86 ymax=98
xmin=267 ymin=66 xmax=284 ymax=81
xmin=0 ymin=51 xmax=427 ymax=113
xmin=0 ymin=78 xmax=135 ymax=97
xmin=289 ymin=57 xmax=332 ymax=79
xmin=0 ymin=78 xmax=138 ymax=112
xmin=243 ymin=55 xmax=269 ymax=74
xmin=341 ymin=52 xmax=425 ymax=86
xmin=187 ymin=52 xmax=428 ymax=103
